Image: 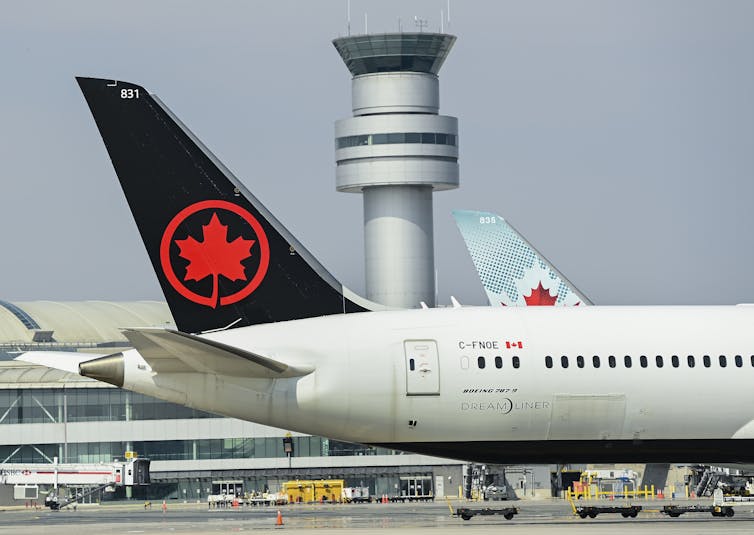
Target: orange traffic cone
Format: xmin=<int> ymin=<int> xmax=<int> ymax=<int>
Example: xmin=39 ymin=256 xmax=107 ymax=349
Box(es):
xmin=161 ymin=500 xmax=167 ymax=513
xmin=276 ymin=510 xmax=284 ymax=526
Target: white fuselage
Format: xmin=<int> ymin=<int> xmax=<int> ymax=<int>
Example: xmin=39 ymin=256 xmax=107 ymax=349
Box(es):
xmin=118 ymin=305 xmax=754 ymax=463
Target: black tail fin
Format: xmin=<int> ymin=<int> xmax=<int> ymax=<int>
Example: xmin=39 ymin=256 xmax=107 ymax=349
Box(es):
xmin=77 ymin=77 xmax=376 ymax=333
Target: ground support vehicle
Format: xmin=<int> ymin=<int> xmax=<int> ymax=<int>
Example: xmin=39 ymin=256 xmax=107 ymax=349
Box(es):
xmin=343 ymin=487 xmax=371 ymax=503
xmin=456 ymin=506 xmax=518 ymax=521
xmin=662 ymin=504 xmax=734 ymax=518
xmin=574 ymin=504 xmax=642 ymax=519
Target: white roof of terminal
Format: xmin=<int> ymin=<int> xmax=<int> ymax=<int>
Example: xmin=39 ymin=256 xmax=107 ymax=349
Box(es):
xmin=0 ymin=300 xmax=173 ymax=344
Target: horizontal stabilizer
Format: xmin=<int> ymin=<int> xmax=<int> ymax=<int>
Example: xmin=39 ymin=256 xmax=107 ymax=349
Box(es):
xmin=15 ymin=351 xmax=108 ymax=374
xmin=123 ymin=328 xmax=313 ymax=379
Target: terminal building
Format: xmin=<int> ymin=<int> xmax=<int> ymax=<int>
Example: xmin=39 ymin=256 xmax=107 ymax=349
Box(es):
xmin=0 ymin=300 xmax=463 ymax=504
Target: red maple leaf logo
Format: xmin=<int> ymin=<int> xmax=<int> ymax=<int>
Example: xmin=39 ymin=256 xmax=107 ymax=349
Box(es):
xmin=175 ymin=212 xmax=255 ymax=308
xmin=523 ymin=282 xmax=558 ymax=306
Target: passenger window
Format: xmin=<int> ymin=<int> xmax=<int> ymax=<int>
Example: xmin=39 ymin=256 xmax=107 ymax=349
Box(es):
xmin=655 ymin=355 xmax=664 ymax=368
xmin=576 ymin=355 xmax=584 ymax=368
xmin=477 ymin=356 xmax=486 ymax=369
xmin=624 ymin=355 xmax=632 ymax=368
xmin=703 ymin=355 xmax=711 ymax=368
xmin=512 ymin=356 xmax=520 ymax=369
xmin=640 ymin=355 xmax=648 ymax=368
xmin=688 ymin=355 xmax=695 ymax=368
xmin=719 ymin=355 xmax=727 ymax=368
xmin=460 ymin=356 xmax=469 ymax=369
xmin=545 ymin=356 xmax=553 ymax=369
xmin=561 ymin=355 xmax=569 ymax=368
xmin=409 ymin=358 xmax=415 ymax=371
xmin=735 ymin=355 xmax=743 ymax=368
xmin=608 ymin=355 xmax=616 ymax=368
xmin=593 ymin=355 xmax=600 ymax=368
xmin=751 ymin=355 xmax=754 ymax=367
xmin=495 ymin=356 xmax=502 ymax=369
xmin=671 ymin=355 xmax=679 ymax=368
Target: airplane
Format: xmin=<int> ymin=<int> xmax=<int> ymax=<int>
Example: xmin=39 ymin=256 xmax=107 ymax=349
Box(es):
xmin=452 ymin=209 xmax=591 ymax=307
xmin=19 ymin=78 xmax=754 ymax=465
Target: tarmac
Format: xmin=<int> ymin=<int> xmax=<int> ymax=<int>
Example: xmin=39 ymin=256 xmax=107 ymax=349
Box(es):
xmin=2 ymin=499 xmax=754 ymax=534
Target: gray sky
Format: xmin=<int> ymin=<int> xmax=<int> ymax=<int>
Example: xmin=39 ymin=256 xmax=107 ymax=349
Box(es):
xmin=1 ymin=0 xmax=752 ymax=306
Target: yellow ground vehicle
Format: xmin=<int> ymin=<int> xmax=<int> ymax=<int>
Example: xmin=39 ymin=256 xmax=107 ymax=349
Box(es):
xmin=282 ymin=479 xmax=344 ymax=503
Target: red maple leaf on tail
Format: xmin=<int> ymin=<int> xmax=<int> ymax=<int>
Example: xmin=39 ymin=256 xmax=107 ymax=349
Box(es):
xmin=523 ymin=282 xmax=557 ymax=306
xmin=175 ymin=212 xmax=255 ymax=308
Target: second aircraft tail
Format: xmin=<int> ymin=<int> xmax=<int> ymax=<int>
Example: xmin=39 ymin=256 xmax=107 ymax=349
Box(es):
xmin=453 ymin=209 xmax=591 ymax=307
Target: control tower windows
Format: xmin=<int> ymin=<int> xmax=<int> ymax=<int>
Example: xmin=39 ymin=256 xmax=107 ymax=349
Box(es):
xmin=337 ymin=132 xmax=458 ymax=149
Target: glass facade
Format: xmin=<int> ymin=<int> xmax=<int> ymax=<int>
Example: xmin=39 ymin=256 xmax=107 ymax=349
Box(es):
xmin=0 ymin=387 xmax=401 ymax=464
xmin=336 ymin=132 xmax=456 ymax=149
xmin=0 ymin=388 xmax=215 ymax=424
xmin=1 ymin=438 xmax=398 ymax=464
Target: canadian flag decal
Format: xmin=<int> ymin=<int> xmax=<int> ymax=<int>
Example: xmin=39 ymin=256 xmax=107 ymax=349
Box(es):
xmin=505 ymin=341 xmax=523 ymax=349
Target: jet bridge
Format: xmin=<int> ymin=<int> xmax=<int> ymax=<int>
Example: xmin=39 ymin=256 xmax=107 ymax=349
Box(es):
xmin=0 ymin=457 xmax=149 ymax=508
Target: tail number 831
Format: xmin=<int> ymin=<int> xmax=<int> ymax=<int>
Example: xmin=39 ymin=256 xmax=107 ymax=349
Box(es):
xmin=120 ymin=88 xmax=140 ymax=99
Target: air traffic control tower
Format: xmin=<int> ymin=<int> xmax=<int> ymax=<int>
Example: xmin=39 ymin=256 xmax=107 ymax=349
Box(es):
xmin=333 ymin=33 xmax=459 ymax=309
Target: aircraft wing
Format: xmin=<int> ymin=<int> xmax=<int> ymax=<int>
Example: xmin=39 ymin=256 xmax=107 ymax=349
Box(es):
xmin=453 ymin=209 xmax=592 ymax=307
xmin=122 ymin=328 xmax=314 ymax=379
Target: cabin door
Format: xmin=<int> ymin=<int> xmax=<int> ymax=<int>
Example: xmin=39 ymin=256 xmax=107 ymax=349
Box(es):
xmin=404 ymin=340 xmax=440 ymax=395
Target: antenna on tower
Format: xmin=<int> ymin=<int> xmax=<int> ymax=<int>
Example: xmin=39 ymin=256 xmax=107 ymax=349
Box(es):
xmin=447 ymin=0 xmax=451 ymax=31
xmin=364 ymin=12 xmax=368 ymax=34
xmin=414 ymin=16 xmax=427 ymax=33
xmin=346 ymin=0 xmax=351 ymax=36
xmin=440 ymin=10 xmax=444 ymax=33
